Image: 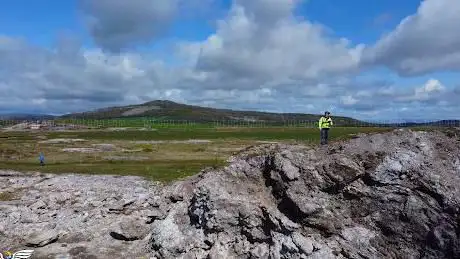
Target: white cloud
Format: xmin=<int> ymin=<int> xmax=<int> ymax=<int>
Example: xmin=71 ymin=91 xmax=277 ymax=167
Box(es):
xmin=1 ymin=0 xmax=460 ymax=122
xmin=340 ymin=95 xmax=358 ymax=106
xmin=355 ymin=90 xmax=372 ymax=97
xmin=184 ymin=0 xmax=364 ymax=87
xmin=2 ymin=31 xmax=457 ymax=120
xmin=32 ymin=98 xmax=47 ymax=105
xmin=400 ymin=79 xmax=446 ymax=102
xmin=362 ymin=0 xmax=460 ymax=75
xmin=415 ymin=78 xmax=445 ymax=94
xmin=335 ymin=78 xmax=458 ymax=121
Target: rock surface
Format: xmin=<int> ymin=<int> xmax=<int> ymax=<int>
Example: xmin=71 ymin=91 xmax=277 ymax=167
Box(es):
xmin=0 ymin=173 xmax=160 ymax=258
xmin=1 ymin=128 xmax=460 ymax=258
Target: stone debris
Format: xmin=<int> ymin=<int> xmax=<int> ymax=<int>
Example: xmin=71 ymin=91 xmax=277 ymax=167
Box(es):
xmin=61 ymin=144 xmax=117 ymax=153
xmin=133 ymin=139 xmax=212 ymax=144
xmin=102 ymin=155 xmax=149 ymax=161
xmin=0 ymin=174 xmax=159 ymax=258
xmin=91 ymin=144 xmax=116 ymax=151
xmin=61 ymin=148 xmax=100 ymax=153
xmin=0 ymin=128 xmax=459 ymax=258
xmin=39 ymin=138 xmax=87 ymax=144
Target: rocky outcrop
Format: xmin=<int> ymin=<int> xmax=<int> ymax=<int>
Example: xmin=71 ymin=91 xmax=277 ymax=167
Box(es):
xmin=0 ymin=173 xmax=160 ymax=258
xmin=148 ymin=129 xmax=460 ymax=259
xmin=1 ymin=128 xmax=460 ymax=258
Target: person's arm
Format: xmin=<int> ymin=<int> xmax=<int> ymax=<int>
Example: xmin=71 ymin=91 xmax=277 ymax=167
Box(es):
xmin=318 ymin=117 xmax=323 ymax=129
xmin=330 ymin=118 xmax=333 ymax=126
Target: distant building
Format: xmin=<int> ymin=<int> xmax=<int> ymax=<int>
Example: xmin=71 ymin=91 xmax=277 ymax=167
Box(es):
xmin=29 ymin=124 xmax=42 ymax=130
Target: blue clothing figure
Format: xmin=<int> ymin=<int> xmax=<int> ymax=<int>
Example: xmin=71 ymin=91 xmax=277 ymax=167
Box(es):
xmin=39 ymin=152 xmax=45 ymax=166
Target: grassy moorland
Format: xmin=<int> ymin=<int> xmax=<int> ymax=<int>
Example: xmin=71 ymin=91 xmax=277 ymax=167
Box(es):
xmin=0 ymin=126 xmax=393 ymax=182
xmin=54 ymin=118 xmax=377 ymax=129
xmin=43 ymin=127 xmax=390 ymax=141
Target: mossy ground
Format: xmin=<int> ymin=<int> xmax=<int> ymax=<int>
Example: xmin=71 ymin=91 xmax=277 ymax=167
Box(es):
xmin=0 ymin=127 xmax=393 ymax=182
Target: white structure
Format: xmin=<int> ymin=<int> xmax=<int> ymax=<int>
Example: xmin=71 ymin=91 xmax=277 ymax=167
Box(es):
xmin=29 ymin=124 xmax=41 ymax=130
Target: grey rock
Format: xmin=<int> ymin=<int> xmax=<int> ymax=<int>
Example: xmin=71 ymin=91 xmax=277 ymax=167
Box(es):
xmin=20 ymin=207 xmax=39 ymax=223
xmin=274 ymin=154 xmax=300 ymax=181
xmin=292 ymin=232 xmax=314 ymax=255
xmin=110 ymin=217 xmax=149 ymax=241
xmin=8 ymin=210 xmax=21 ymax=224
xmin=30 ymin=200 xmax=47 ymax=210
xmin=269 ymin=239 xmax=282 ymax=259
xmin=25 ymin=229 xmax=60 ymax=247
xmin=1 ymin=129 xmax=460 ymax=258
xmin=207 ymin=241 xmax=233 ymax=259
xmin=275 ymin=232 xmax=298 ymax=253
xmin=149 ymin=196 xmax=163 ymax=207
xmin=169 ymin=193 xmax=184 ymax=202
xmin=144 ymin=208 xmax=166 ymax=223
xmin=250 ymin=243 xmax=270 ymax=258
xmin=122 ymin=198 xmax=136 ymax=207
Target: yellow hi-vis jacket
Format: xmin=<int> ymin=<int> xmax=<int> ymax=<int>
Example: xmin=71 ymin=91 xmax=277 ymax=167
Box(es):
xmin=319 ymin=116 xmax=333 ymax=129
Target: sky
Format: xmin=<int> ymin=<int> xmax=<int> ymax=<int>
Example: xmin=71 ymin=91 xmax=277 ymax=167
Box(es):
xmin=0 ymin=0 xmax=459 ymax=122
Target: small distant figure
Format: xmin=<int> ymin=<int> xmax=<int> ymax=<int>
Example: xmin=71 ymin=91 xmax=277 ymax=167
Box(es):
xmin=39 ymin=152 xmax=45 ymax=166
xmin=319 ymin=111 xmax=333 ymax=145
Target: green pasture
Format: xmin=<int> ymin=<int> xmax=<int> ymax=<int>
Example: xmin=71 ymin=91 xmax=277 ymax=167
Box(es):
xmin=0 ymin=126 xmax=395 ymax=182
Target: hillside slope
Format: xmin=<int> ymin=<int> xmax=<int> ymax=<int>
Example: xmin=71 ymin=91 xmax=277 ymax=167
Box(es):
xmin=60 ymin=100 xmax=365 ymax=126
xmin=0 ymin=113 xmax=56 ymax=120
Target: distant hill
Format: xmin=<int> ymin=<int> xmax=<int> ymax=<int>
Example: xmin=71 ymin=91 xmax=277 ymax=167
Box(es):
xmin=3 ymin=101 xmax=458 ymax=127
xmin=0 ymin=113 xmax=56 ymax=120
xmin=60 ymin=100 xmax=367 ymax=126
xmin=396 ymin=120 xmax=460 ymax=127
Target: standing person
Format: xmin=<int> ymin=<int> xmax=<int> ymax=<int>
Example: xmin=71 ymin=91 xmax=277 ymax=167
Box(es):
xmin=319 ymin=111 xmax=333 ymax=145
xmin=39 ymin=152 xmax=45 ymax=166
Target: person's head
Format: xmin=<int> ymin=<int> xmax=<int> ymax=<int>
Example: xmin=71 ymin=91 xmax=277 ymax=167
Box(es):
xmin=324 ymin=111 xmax=330 ymax=117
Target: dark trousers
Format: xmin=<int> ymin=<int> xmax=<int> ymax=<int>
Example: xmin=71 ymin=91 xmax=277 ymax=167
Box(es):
xmin=320 ymin=128 xmax=329 ymax=145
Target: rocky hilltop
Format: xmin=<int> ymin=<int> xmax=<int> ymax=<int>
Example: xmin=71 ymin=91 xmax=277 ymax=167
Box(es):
xmin=1 ymin=128 xmax=459 ymax=258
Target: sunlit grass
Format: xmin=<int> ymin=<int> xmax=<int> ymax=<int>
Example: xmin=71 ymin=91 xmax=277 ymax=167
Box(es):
xmin=0 ymin=126 xmax=394 ymax=181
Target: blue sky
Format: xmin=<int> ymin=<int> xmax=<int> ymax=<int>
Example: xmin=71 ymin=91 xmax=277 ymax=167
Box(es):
xmin=0 ymin=1 xmax=82 ymax=45
xmin=0 ymin=0 xmax=416 ymax=47
xmin=297 ymin=0 xmax=419 ymax=41
xmin=0 ymin=0 xmax=459 ymax=122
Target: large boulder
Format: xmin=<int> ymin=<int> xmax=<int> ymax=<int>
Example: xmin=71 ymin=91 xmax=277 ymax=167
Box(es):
xmin=148 ymin=129 xmax=460 ymax=258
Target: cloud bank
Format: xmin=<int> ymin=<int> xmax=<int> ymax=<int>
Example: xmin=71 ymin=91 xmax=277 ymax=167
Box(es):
xmin=1 ymin=0 xmax=459 ymax=121
xmin=362 ymin=0 xmax=460 ymax=75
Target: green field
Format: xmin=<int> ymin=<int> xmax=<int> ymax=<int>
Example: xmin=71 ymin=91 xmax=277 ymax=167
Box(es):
xmin=0 ymin=127 xmax=393 ymax=182
xmin=54 ymin=118 xmax=379 ymax=128
xmin=46 ymin=127 xmax=391 ymax=140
